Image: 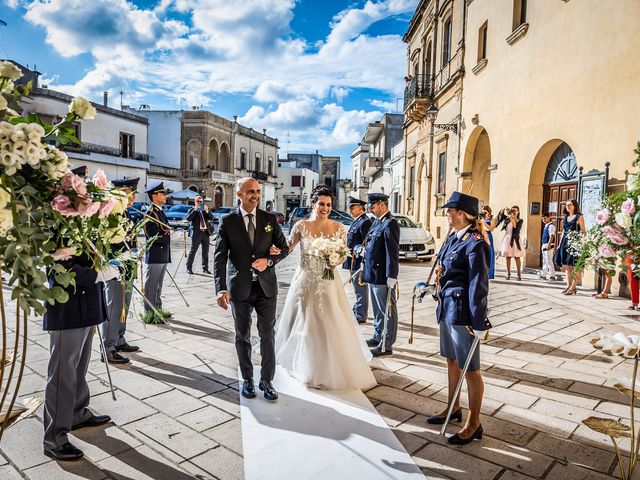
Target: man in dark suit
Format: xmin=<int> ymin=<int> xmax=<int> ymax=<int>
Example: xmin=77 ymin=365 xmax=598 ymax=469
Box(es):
xmin=143 ymin=182 xmax=172 ymax=321
xmin=362 ymin=192 xmax=400 ymax=357
xmin=342 ymin=196 xmax=372 ymax=324
xmin=186 ymin=195 xmax=215 ymax=274
xmin=43 ymin=254 xmax=118 ymax=460
xmin=214 ymin=177 xmax=289 ymax=401
xmin=101 ymin=177 xmax=140 ymax=364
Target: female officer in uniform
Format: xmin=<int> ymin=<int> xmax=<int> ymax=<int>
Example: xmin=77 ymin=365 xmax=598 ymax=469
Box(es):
xmin=427 ymin=191 xmax=491 ymax=445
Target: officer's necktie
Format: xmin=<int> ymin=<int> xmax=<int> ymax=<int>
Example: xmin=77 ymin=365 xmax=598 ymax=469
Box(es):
xmin=247 ymin=213 xmax=255 ymax=245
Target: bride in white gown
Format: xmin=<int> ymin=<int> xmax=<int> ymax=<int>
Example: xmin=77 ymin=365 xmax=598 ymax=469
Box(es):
xmin=274 ymin=186 xmax=377 ymax=391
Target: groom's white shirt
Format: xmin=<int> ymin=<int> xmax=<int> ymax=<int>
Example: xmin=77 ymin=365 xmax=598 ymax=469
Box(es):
xmin=239 ymin=205 xmax=257 ymax=232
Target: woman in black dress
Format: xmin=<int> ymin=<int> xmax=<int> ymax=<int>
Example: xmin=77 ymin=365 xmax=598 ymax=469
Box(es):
xmin=554 ymin=199 xmax=586 ymax=295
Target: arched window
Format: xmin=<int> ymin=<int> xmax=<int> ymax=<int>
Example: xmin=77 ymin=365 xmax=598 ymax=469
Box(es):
xmin=255 ymin=153 xmax=261 ymax=172
xmin=442 ymin=17 xmax=452 ymax=66
xmin=268 ymin=157 xmax=273 ymax=176
xmin=240 ymin=148 xmax=247 ymax=170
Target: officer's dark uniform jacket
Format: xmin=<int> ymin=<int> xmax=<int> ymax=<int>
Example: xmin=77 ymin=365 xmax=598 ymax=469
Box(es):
xmin=144 ymin=204 xmax=171 ymax=264
xmin=43 ymin=254 xmax=107 ymax=331
xmin=342 ymin=213 xmax=372 ymax=271
xmin=361 ymin=211 xmax=400 ymax=285
xmin=436 ymin=226 xmax=490 ymax=331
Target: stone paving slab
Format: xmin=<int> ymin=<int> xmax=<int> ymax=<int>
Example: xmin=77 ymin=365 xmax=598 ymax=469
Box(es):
xmin=2 ymin=240 xmax=640 ymax=479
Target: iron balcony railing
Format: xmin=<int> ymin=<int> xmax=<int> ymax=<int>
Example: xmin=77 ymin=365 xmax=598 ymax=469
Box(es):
xmin=403 ymin=74 xmax=433 ymax=111
xmin=61 ymin=142 xmax=149 ymax=162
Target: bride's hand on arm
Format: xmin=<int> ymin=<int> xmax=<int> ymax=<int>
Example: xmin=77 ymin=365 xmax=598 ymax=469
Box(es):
xmin=269 ymin=245 xmax=281 ymax=255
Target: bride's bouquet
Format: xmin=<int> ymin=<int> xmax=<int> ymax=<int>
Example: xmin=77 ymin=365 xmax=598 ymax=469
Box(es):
xmin=309 ymin=235 xmax=349 ymax=280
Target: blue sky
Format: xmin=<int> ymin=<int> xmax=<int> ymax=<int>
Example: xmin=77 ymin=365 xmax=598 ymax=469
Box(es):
xmin=1 ymin=0 xmax=417 ymax=178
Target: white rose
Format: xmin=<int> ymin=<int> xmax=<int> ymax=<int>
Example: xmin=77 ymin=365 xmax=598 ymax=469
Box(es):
xmin=329 ymin=252 xmax=341 ymax=264
xmin=0 ymin=94 xmax=7 ymax=111
xmin=106 ymin=225 xmax=127 ymax=244
xmin=0 ymin=185 xmax=10 ymax=210
xmin=0 ymin=61 xmax=23 ymax=82
xmin=0 ymin=150 xmax=18 ymax=168
xmin=10 ymin=128 xmax=26 ymax=143
xmin=11 ymin=141 xmax=28 ymax=164
xmin=25 ymin=123 xmax=45 ymax=141
xmin=616 ymin=212 xmax=632 ymax=229
xmin=69 ymin=97 xmax=97 ymax=120
xmin=0 ymin=208 xmax=14 ymax=233
xmin=111 ymin=191 xmax=129 ymax=215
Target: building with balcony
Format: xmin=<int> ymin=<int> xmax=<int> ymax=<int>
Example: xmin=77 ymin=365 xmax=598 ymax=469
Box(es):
xmin=402 ymin=0 xmax=465 ymax=242
xmin=361 ymin=114 xmax=404 ymax=196
xmin=132 ymin=108 xmax=279 ymax=210
xmin=17 ymin=64 xmax=150 ymax=192
xmin=350 ymin=143 xmax=370 ymax=199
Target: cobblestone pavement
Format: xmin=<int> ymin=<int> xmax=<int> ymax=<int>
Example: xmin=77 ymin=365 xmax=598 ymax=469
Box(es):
xmin=2 ymin=235 xmax=640 ymax=479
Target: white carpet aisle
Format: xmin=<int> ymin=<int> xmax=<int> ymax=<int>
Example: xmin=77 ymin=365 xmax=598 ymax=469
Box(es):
xmin=240 ymin=366 xmax=426 ymax=480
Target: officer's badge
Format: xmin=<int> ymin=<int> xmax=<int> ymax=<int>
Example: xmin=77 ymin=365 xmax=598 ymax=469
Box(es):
xmin=265 ymin=224 xmax=273 ymax=232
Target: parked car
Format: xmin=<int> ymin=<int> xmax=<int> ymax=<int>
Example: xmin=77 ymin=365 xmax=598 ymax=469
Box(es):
xmin=211 ymin=206 xmax=235 ymax=224
xmin=394 ymin=214 xmax=436 ymax=261
xmin=288 ymin=207 xmax=353 ymax=228
xmin=272 ymin=211 xmax=286 ymax=225
xmin=127 ymin=201 xmax=148 ymax=223
xmin=165 ymin=205 xmax=192 ymax=230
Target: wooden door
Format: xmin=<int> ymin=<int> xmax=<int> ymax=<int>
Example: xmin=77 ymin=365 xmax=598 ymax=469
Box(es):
xmin=543 ymin=182 xmax=577 ymax=248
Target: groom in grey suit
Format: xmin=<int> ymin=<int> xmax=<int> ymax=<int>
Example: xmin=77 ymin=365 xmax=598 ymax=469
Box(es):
xmin=214 ymin=177 xmax=289 ymax=401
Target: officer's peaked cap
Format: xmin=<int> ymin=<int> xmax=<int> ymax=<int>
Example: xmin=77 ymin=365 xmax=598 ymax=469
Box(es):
xmin=442 ymin=191 xmax=480 ymax=217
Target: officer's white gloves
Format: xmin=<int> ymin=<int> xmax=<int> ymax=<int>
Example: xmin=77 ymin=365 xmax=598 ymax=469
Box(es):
xmin=354 ymin=245 xmax=364 ymax=256
xmin=387 ymin=278 xmax=398 ymax=289
xmin=95 ymin=265 xmax=120 ymax=283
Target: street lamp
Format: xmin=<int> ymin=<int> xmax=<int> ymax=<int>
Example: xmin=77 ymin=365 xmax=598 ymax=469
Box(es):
xmin=426 ymin=103 xmax=458 ymax=135
xmin=373 ymin=157 xmax=392 ymax=173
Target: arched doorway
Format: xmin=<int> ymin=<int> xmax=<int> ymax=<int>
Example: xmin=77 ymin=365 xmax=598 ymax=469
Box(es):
xmin=187 ymin=139 xmax=201 ymax=170
xmin=461 ymin=126 xmax=491 ymax=206
xmin=214 ymin=186 xmax=223 ymax=209
xmin=543 ymin=142 xmax=579 ymax=246
xmin=208 ymin=139 xmax=219 ymax=170
xmin=526 ymin=140 xmax=579 ymax=266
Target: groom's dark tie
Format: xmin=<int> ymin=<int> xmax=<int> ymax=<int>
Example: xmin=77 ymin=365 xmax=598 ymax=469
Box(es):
xmin=247 ymin=213 xmax=255 ymax=245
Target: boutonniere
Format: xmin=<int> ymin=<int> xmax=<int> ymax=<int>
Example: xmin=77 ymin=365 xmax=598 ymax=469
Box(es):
xmin=265 ymin=224 xmax=273 ymax=232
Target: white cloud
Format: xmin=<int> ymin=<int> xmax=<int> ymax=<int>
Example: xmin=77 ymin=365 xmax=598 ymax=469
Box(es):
xmin=19 ymin=0 xmax=418 ymax=168
xmin=370 ymin=99 xmax=397 ymax=111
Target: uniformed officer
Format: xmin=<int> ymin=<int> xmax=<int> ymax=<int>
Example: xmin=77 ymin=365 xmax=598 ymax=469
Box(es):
xmin=143 ymin=182 xmax=172 ymax=321
xmin=362 ymin=192 xmax=400 ymax=356
xmin=100 ymin=177 xmax=140 ymax=364
xmin=342 ymin=196 xmax=372 ymax=324
xmin=43 ymin=254 xmax=119 ymax=460
xmin=186 ymin=194 xmax=215 ymax=274
xmin=427 ymin=191 xmax=490 ymax=446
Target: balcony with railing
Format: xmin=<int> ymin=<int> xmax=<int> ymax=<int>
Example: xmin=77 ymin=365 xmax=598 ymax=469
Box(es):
xmin=361 ymin=156 xmax=383 ymax=177
xmin=403 ymin=74 xmax=433 ymax=122
xmin=148 ymin=166 xmax=240 ymax=184
xmin=433 ymin=48 xmax=464 ymax=94
xmin=61 ymin=142 xmax=149 ymax=162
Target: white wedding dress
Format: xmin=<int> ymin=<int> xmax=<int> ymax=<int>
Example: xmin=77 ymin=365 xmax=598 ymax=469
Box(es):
xmin=275 ymin=221 xmax=377 ymax=391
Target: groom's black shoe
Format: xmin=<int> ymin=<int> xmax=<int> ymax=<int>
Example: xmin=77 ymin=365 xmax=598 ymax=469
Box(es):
xmin=258 ymin=380 xmax=279 ymax=401
xmin=370 ymin=346 xmax=393 ymax=357
xmin=242 ymin=379 xmax=256 ymax=399
xmin=366 ymin=338 xmax=380 ymax=347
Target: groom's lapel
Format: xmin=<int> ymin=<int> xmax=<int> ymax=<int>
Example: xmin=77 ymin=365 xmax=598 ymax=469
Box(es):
xmin=235 ymin=209 xmax=252 ymax=248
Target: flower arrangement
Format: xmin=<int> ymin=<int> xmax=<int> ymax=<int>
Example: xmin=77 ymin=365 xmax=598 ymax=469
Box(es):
xmin=586 ymin=331 xmax=640 ymax=479
xmin=309 ymin=235 xmax=349 ymax=280
xmin=573 ymin=142 xmax=640 ymax=276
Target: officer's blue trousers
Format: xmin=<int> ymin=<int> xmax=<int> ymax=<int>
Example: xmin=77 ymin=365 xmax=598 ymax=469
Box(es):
xmin=369 ymin=283 xmax=398 ymax=349
xmin=351 ymin=275 xmax=369 ymax=322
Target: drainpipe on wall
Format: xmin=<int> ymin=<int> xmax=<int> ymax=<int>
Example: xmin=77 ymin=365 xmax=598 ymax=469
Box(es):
xmin=456 ymin=0 xmax=468 ymax=191
xmin=425 ymin=0 xmax=440 ymax=230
